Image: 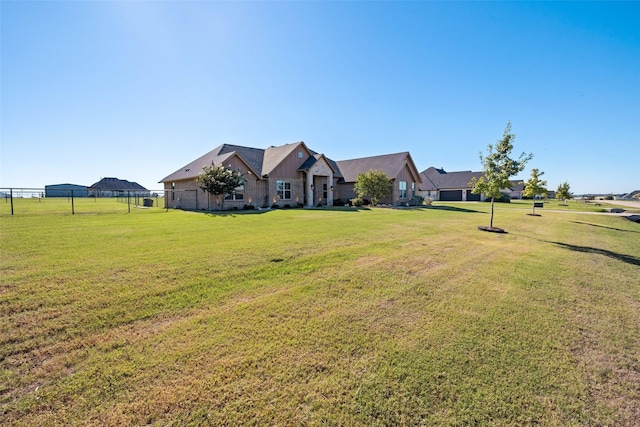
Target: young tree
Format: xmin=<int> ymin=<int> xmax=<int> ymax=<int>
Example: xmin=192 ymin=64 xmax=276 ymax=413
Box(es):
xmin=522 ymin=168 xmax=548 ymax=215
xmin=354 ymin=169 xmax=393 ymax=206
xmin=556 ymin=181 xmax=573 ymax=205
xmin=469 ymin=122 xmax=533 ymax=231
xmin=198 ymin=163 xmax=245 ymax=211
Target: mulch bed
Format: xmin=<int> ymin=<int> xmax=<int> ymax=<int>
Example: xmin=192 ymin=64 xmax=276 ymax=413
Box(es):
xmin=478 ymin=226 xmax=507 ymax=233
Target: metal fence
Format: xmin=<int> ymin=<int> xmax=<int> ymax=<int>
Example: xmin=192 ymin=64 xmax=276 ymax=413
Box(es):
xmin=1 ymin=188 xmax=168 ymax=216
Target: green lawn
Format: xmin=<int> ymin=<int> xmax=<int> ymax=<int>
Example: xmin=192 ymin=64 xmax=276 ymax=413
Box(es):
xmin=2 ymin=200 xmax=639 ymax=425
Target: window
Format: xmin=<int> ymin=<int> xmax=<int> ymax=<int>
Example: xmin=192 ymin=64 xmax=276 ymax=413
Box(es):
xmin=298 ymin=152 xmax=303 ymax=158
xmin=399 ymin=181 xmax=407 ymax=199
xmin=411 ymin=182 xmax=415 ymax=197
xmin=323 ymin=183 xmax=327 ymax=200
xmin=277 ymin=180 xmax=291 ymax=200
xmin=225 ymin=184 xmax=244 ymax=201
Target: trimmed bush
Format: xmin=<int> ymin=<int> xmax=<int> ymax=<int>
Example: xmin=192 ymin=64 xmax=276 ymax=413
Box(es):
xmin=272 ymin=203 xmax=280 ymax=209
xmin=408 ymin=195 xmax=424 ymax=206
xmin=492 ymin=192 xmax=511 ymax=203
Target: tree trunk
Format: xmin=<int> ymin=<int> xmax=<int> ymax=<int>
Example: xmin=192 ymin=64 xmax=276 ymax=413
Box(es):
xmin=532 ymin=203 xmax=536 ymax=215
xmin=490 ymin=197 xmax=495 ymax=228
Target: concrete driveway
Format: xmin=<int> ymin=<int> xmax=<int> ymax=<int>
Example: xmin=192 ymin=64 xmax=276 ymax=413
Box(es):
xmin=595 ymin=199 xmax=640 ymax=209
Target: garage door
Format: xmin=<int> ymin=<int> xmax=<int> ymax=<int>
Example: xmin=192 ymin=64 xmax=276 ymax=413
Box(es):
xmin=466 ymin=190 xmax=481 ymax=201
xmin=439 ymin=190 xmax=463 ymax=201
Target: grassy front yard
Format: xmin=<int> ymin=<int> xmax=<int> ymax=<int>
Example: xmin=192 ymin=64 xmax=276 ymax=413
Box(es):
xmin=2 ymin=200 xmax=639 ymax=425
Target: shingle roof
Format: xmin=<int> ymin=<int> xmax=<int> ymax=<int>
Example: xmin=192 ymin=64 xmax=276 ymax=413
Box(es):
xmin=160 ymin=145 xmax=235 ymax=183
xmin=418 ymin=167 xmax=484 ymax=191
xmin=419 ymin=167 xmax=524 ymax=192
xmin=262 ymin=142 xmax=303 ymax=177
xmin=218 ymin=144 xmax=265 ymax=175
xmin=335 ymin=152 xmax=417 ymax=183
xmin=297 ymin=153 xmax=339 ymax=175
xmin=297 ymin=155 xmax=319 ymax=172
xmin=161 ymin=143 xmax=418 ymax=186
xmin=161 ymin=141 xmax=345 ymax=183
xmin=306 ymin=151 xmax=343 ymax=178
xmin=89 ymin=177 xmax=148 ymax=191
xmin=160 ymin=144 xmax=266 ymax=183
xmin=509 ymin=180 xmax=525 ymax=191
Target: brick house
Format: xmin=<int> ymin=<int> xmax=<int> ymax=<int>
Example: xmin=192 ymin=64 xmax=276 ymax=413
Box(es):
xmin=160 ymin=142 xmax=421 ymax=210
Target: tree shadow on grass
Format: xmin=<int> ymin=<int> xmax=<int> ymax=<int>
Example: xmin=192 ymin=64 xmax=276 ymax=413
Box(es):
xmin=549 ymin=241 xmax=640 ymax=267
xmin=201 ymin=206 xmax=371 ymax=217
xmin=570 ymin=221 xmax=640 ymax=234
xmin=425 ymin=206 xmax=486 ymax=214
xmin=305 ymin=206 xmax=370 ymax=212
xmin=202 ymin=209 xmax=272 ymax=218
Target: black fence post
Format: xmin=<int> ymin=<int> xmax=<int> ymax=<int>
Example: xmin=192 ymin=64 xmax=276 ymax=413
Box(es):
xmin=127 ymin=191 xmax=131 ymax=213
xmin=10 ymin=188 xmax=14 ymax=215
xmin=71 ymin=190 xmax=75 ymax=215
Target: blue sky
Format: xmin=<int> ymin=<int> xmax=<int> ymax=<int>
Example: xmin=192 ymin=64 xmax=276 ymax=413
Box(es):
xmin=2 ymin=1 xmax=638 ymax=194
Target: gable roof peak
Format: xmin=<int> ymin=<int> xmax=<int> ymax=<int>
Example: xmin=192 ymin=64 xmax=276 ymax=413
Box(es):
xmin=336 ymin=151 xmax=419 ymax=183
xmin=262 ymin=141 xmax=309 ymax=176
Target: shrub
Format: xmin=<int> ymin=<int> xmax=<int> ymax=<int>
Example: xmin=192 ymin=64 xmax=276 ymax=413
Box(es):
xmin=351 ymin=198 xmax=364 ymax=207
xmin=332 ymin=198 xmax=344 ymax=206
xmin=272 ymin=203 xmax=280 ymax=209
xmin=283 ymin=204 xmax=291 ymax=209
xmin=494 ymin=192 xmax=511 ymax=203
xmin=243 ymin=204 xmax=255 ymax=210
xmin=484 ymin=193 xmax=511 ymax=203
xmin=604 ymin=195 xmax=614 ymax=200
xmin=296 ymin=202 xmax=304 ymax=208
xmin=423 ymin=198 xmax=433 ymax=206
xmin=408 ymin=195 xmax=424 ymax=206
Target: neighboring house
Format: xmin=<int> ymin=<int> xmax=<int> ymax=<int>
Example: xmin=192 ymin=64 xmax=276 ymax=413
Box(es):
xmin=505 ymin=180 xmax=525 ymax=200
xmin=89 ymin=177 xmax=149 ymax=197
xmin=45 ymin=183 xmax=89 ymax=198
xmin=418 ymin=167 xmax=485 ymax=201
xmin=418 ymin=167 xmax=524 ymax=201
xmin=159 ymin=142 xmax=421 ymax=210
xmin=335 ymin=152 xmax=422 ymax=205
